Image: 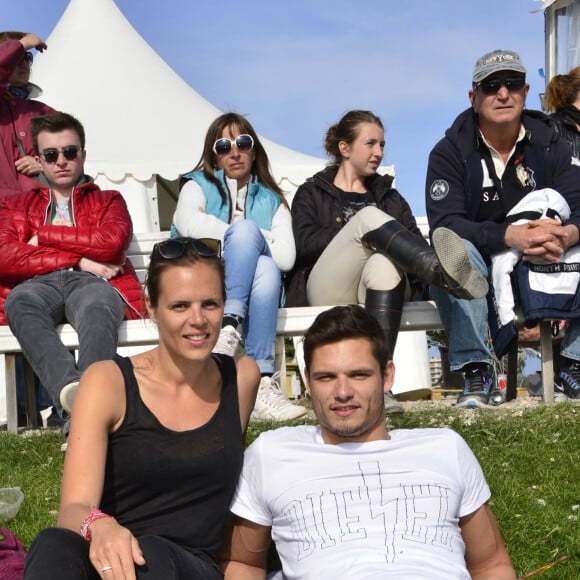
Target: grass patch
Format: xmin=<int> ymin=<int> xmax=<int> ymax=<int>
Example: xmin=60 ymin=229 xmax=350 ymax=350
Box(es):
xmin=0 ymin=430 xmax=63 ymax=548
xmin=1 ymin=404 xmax=578 ymax=577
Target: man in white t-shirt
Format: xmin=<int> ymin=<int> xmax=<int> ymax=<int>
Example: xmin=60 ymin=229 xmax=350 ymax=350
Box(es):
xmin=221 ymin=305 xmax=516 ymax=579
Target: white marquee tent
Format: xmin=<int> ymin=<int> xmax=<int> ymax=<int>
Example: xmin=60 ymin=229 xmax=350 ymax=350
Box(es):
xmin=31 ymin=0 xmax=328 ymax=232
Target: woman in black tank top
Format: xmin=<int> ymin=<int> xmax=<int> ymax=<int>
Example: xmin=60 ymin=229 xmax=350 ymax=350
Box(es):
xmin=24 ymin=238 xmax=260 ymax=580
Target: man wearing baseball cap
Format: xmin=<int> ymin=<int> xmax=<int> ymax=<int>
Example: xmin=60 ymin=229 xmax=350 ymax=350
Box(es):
xmin=426 ymin=49 xmax=580 ymax=408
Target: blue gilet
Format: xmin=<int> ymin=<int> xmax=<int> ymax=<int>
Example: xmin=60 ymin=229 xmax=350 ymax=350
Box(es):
xmin=171 ymin=169 xmax=281 ymax=237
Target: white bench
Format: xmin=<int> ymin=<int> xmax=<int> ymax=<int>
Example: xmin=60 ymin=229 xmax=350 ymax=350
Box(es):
xmin=0 ymin=225 xmax=556 ymax=433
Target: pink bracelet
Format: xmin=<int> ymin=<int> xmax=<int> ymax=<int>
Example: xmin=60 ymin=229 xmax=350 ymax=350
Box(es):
xmin=80 ymin=508 xmax=115 ymax=543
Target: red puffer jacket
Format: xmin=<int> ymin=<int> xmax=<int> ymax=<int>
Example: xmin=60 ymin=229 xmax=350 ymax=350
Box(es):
xmin=0 ymin=39 xmax=56 ymax=200
xmin=0 ymin=179 xmax=145 ymax=324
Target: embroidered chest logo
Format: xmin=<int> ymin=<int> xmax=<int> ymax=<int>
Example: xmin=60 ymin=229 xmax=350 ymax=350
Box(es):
xmin=514 ymin=158 xmax=536 ymax=191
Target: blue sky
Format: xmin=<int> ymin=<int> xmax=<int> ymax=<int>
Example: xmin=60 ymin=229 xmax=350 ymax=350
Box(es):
xmin=6 ymin=0 xmax=546 ymax=216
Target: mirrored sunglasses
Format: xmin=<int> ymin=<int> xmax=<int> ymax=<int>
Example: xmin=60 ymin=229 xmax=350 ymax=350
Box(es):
xmin=476 ymin=76 xmax=526 ymax=96
xmin=39 ymin=146 xmax=82 ymax=164
xmin=212 ymin=134 xmax=254 ymax=157
xmin=154 ymin=238 xmax=222 ymax=260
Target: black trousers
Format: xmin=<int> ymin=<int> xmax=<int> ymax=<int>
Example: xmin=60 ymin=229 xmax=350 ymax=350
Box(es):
xmin=24 ymin=528 xmax=223 ymax=579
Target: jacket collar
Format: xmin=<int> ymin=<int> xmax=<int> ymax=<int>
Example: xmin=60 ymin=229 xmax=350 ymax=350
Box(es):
xmin=446 ymin=108 xmax=559 ymax=157
xmin=312 ymin=165 xmax=395 ymax=201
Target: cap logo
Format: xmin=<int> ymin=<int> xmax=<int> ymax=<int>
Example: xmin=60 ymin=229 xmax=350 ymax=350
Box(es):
xmin=480 ymin=53 xmax=520 ymax=66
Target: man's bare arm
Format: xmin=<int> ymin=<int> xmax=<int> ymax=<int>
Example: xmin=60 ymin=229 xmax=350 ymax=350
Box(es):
xmin=460 ymin=503 xmax=516 ymax=579
xmin=220 ymin=516 xmax=271 ymax=580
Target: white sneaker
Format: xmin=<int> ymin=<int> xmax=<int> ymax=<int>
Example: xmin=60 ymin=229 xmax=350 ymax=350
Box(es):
xmin=59 ymin=380 xmax=80 ymax=414
xmin=251 ymin=373 xmax=307 ymax=421
xmin=213 ymin=325 xmax=242 ymax=357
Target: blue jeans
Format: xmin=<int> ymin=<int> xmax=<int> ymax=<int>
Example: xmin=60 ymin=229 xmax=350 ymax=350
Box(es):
xmin=5 ymin=270 xmax=125 ymax=415
xmin=431 ymin=240 xmax=492 ymax=371
xmin=223 ymin=220 xmax=281 ymax=375
xmin=432 ymin=240 xmax=580 ymax=370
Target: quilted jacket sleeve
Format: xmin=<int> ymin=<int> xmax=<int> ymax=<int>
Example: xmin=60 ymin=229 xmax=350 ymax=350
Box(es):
xmin=0 ymin=193 xmax=80 ymax=283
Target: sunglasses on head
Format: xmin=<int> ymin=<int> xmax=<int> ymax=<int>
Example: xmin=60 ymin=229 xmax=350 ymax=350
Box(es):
xmin=39 ymin=145 xmax=82 ymax=164
xmin=22 ymin=51 xmax=33 ymax=65
xmin=154 ymin=238 xmax=222 ymax=260
xmin=212 ymin=134 xmax=254 ymax=157
xmin=476 ymin=76 xmax=526 ymax=96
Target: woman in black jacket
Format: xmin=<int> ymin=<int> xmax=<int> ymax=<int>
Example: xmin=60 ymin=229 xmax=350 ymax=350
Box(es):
xmin=287 ymin=110 xmax=487 ymax=364
xmin=544 ymin=66 xmax=580 ymax=159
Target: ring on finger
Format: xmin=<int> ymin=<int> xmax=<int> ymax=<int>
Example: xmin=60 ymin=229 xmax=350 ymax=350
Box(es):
xmin=102 ymin=565 xmax=113 ymax=572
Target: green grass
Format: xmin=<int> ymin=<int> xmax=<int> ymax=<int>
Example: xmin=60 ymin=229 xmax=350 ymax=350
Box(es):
xmin=1 ymin=404 xmax=579 ymax=578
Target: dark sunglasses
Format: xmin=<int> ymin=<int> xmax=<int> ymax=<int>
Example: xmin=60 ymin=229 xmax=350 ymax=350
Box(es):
xmin=212 ymin=134 xmax=254 ymax=157
xmin=39 ymin=146 xmax=82 ymax=164
xmin=476 ymin=76 xmax=526 ymax=96
xmin=154 ymin=238 xmax=222 ymax=259
xmin=22 ymin=51 xmax=33 ymax=65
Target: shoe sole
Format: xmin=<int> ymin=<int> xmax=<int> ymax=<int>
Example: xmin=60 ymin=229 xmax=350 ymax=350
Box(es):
xmin=432 ymin=228 xmax=488 ymax=300
xmin=59 ymin=381 xmax=79 ymax=414
xmin=454 ymin=395 xmax=490 ymax=409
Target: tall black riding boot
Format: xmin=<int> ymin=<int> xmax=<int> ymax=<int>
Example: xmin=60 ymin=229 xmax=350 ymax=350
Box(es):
xmin=365 ymin=282 xmax=405 ymax=413
xmin=361 ymin=221 xmax=488 ymax=300
xmin=364 ymin=281 xmax=405 ymax=361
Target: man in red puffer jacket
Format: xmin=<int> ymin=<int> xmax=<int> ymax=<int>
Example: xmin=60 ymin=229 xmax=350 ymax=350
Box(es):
xmin=0 ymin=112 xmax=145 ymax=420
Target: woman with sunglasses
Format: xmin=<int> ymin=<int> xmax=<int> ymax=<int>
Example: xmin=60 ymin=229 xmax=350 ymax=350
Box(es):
xmin=287 ymin=110 xmax=487 ymax=412
xmin=0 ymin=31 xmax=55 ymax=200
xmin=24 ymin=237 xmax=261 ymax=580
xmin=172 ymin=112 xmax=306 ymax=422
xmin=544 ymin=66 xmax=580 ymax=159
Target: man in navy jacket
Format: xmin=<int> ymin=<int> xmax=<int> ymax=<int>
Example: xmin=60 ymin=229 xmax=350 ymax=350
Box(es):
xmin=426 ymin=49 xmax=580 ymax=407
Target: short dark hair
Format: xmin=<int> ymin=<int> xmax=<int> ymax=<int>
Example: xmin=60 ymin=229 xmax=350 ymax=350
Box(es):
xmin=145 ymin=237 xmax=226 ymax=308
xmin=303 ymin=305 xmax=389 ymax=372
xmin=31 ymin=112 xmax=86 ymax=153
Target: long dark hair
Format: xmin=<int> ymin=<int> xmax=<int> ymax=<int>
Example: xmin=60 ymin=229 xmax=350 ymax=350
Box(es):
xmin=188 ymin=112 xmax=287 ymax=207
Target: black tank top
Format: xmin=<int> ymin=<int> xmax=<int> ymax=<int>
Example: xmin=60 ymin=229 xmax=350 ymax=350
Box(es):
xmin=100 ymin=354 xmax=243 ymax=563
